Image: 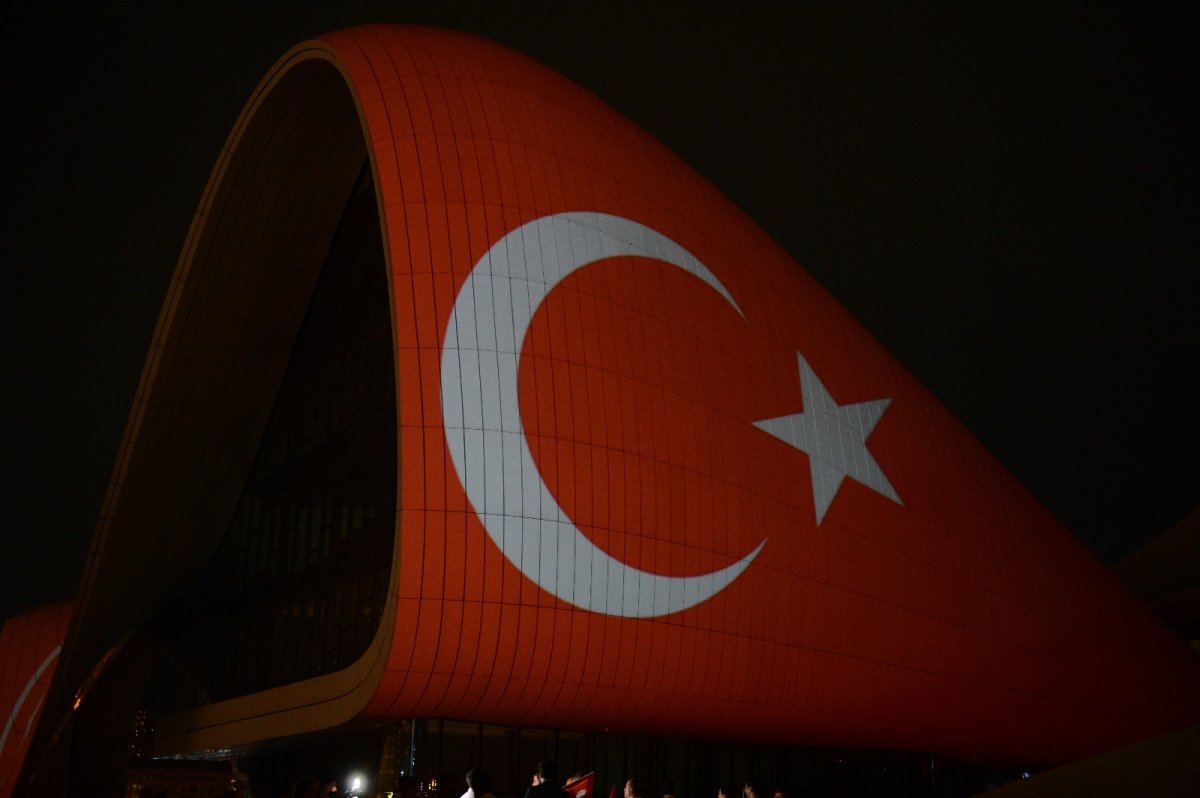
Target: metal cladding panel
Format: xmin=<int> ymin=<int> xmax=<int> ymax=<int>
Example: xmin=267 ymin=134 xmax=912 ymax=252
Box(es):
xmin=315 ymin=26 xmax=1200 ymax=764
xmin=0 ymin=602 xmax=72 ymax=798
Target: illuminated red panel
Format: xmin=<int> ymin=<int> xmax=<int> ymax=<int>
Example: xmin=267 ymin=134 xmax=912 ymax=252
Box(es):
xmin=319 ymin=26 xmax=1199 ymax=764
xmin=0 ymin=602 xmax=72 ymax=798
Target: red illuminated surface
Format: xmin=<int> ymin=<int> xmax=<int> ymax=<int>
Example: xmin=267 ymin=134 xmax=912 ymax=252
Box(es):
xmin=0 ymin=602 xmax=72 ymax=798
xmin=244 ymin=26 xmax=1200 ymax=764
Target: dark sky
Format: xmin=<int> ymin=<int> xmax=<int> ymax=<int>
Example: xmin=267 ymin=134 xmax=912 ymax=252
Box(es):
xmin=3 ymin=2 xmax=1197 ymax=622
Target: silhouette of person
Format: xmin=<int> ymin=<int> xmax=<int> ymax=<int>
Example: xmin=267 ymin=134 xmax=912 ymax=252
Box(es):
xmin=525 ymin=762 xmax=568 ymax=798
xmin=466 ymin=769 xmax=496 ymax=798
xmin=292 ymin=777 xmax=321 ymax=798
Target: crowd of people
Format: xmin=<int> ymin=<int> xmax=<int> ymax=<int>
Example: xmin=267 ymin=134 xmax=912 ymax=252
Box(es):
xmin=286 ymin=761 xmax=788 ymax=798
xmin=626 ymin=775 xmax=786 ymax=798
xmin=444 ymin=761 xmax=786 ymax=798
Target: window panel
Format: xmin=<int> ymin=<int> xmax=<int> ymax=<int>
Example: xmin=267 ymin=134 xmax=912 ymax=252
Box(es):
xmin=153 ymin=169 xmax=397 ymax=705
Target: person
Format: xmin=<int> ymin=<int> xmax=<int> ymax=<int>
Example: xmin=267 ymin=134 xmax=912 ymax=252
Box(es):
xmin=525 ymin=762 xmax=568 ymax=798
xmin=659 ymin=780 xmax=676 ymax=798
xmin=623 ymin=779 xmax=646 ymax=798
xmin=292 ymin=777 xmax=321 ymax=798
xmin=716 ymin=786 xmax=732 ymax=798
xmin=742 ymin=780 xmax=763 ymax=798
xmin=466 ymin=769 xmax=496 ymax=798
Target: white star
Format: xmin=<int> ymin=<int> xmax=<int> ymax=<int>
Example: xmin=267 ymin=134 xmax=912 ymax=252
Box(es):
xmin=753 ymin=352 xmax=901 ymax=525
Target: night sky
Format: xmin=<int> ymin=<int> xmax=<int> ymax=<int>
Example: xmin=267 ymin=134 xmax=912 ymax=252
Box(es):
xmin=3 ymin=3 xmax=1197 ymax=622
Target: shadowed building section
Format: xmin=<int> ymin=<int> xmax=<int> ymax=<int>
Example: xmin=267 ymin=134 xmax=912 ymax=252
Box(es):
xmin=982 ymin=723 xmax=1200 ymax=797
xmin=12 ymin=24 xmax=1200 ymax=798
xmin=1114 ymin=506 xmax=1200 ymax=651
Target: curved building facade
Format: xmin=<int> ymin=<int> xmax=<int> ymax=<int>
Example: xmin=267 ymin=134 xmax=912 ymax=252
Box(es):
xmin=15 ymin=23 xmax=1200 ymax=797
xmin=1 ymin=602 xmax=71 ymax=797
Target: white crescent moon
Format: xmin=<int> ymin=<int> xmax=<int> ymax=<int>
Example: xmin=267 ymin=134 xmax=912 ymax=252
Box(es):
xmin=440 ymin=212 xmax=766 ymax=618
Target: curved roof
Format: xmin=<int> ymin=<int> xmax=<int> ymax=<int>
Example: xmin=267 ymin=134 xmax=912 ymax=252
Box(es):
xmin=26 ymin=25 xmax=1200 ymax=780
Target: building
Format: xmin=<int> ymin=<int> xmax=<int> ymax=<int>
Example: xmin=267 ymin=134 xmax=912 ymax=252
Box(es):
xmin=1 ymin=602 xmax=72 ymax=798
xmin=6 ymin=25 xmax=1200 ymax=798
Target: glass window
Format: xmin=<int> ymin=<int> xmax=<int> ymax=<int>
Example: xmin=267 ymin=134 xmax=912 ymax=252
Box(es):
xmin=152 ymin=167 xmax=397 ymax=705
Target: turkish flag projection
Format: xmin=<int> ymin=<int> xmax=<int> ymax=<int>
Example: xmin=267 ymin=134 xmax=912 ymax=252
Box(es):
xmin=0 ymin=601 xmax=72 ymax=797
xmin=317 ymin=26 xmax=1200 ymax=764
